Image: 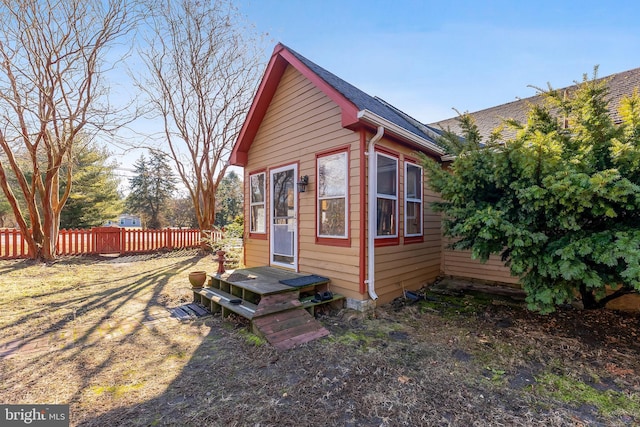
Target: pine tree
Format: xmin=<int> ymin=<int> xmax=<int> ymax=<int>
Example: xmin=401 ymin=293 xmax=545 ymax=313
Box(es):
xmin=60 ymin=144 xmax=123 ymax=229
xmin=126 ymin=151 xmax=177 ymax=229
xmin=214 ymin=171 xmax=243 ymax=227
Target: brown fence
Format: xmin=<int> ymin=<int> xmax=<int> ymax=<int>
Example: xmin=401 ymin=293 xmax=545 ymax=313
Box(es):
xmin=0 ymin=227 xmax=223 ymax=259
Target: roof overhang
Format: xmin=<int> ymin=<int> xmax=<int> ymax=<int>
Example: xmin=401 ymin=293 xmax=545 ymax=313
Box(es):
xmin=230 ymin=44 xmax=449 ymax=167
xmin=230 ymin=44 xmax=360 ymax=167
xmin=357 ymin=109 xmax=446 ymax=158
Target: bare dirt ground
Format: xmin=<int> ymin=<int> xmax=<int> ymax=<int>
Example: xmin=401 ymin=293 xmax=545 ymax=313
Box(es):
xmin=0 ymin=252 xmax=639 ymax=426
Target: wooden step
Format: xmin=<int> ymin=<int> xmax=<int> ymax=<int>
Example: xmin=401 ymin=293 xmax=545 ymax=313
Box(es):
xmin=194 ymin=287 xmax=257 ymax=319
xmin=252 ymin=309 xmax=330 ymax=350
xmin=254 ymin=292 xmax=301 ymax=317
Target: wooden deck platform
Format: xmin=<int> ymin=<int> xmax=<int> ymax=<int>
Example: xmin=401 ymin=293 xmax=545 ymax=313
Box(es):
xmin=192 ymin=267 xmax=343 ymax=349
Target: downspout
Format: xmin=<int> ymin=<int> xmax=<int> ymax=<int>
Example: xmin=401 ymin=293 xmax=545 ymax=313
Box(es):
xmin=365 ymin=125 xmax=384 ymax=300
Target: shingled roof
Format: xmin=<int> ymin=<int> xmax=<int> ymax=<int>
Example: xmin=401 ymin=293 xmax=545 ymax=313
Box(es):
xmin=230 ymin=44 xmax=445 ymax=166
xmin=430 ymin=67 xmax=640 ymax=141
xmin=284 ymin=45 xmax=442 ymax=145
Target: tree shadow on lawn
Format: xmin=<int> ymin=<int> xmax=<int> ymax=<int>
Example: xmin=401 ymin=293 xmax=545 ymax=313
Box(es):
xmin=0 ymin=254 xmax=204 ymax=366
xmin=5 ymin=264 xmax=640 ymax=426
xmin=78 ymin=300 xmax=640 ymax=427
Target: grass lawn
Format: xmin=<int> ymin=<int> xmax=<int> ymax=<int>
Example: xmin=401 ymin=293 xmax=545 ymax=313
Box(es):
xmin=1 ymin=251 xmax=639 ymax=426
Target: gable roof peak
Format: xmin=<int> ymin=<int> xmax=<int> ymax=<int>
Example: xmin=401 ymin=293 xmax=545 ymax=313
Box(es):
xmin=230 ymin=43 xmax=444 ymax=166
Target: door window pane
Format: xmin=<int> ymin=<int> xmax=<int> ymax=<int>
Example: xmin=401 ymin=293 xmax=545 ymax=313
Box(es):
xmin=273 ymin=170 xmax=294 ymax=218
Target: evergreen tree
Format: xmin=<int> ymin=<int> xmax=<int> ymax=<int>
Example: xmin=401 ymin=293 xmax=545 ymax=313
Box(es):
xmin=126 ymin=151 xmax=177 ymax=229
xmin=60 ymin=144 xmax=123 ymax=229
xmin=423 ymin=70 xmax=640 ymax=313
xmin=214 ymin=171 xmax=243 ymax=227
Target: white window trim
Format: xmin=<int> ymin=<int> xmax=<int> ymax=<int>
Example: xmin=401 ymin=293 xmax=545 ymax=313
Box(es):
xmin=317 ymin=151 xmax=348 ymax=239
xmin=375 ymin=151 xmax=398 ymax=238
xmin=249 ymin=172 xmax=266 ymax=234
xmin=404 ymin=161 xmax=423 ymax=237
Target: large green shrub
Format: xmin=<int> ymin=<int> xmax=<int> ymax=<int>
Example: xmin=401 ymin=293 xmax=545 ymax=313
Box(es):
xmin=424 ymin=70 xmax=640 ymax=313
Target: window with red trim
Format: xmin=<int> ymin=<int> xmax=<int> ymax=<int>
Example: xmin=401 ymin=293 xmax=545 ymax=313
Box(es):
xmin=376 ymin=152 xmax=398 ymax=238
xmin=405 ymin=162 xmax=423 ymax=237
xmin=317 ymin=151 xmax=348 ymax=238
xmin=249 ymin=172 xmax=266 ymax=233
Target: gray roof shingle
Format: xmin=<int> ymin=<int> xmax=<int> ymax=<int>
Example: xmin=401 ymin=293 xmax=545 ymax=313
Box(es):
xmin=284 ymin=45 xmax=441 ymax=145
xmin=430 ymin=67 xmax=640 ymax=141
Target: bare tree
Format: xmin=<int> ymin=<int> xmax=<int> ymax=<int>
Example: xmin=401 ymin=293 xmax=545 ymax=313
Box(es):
xmin=0 ymin=0 xmax=136 ymax=260
xmin=138 ymin=0 xmax=263 ymax=234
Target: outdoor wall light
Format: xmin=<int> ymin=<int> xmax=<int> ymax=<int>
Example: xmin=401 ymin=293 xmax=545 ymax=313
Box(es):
xmin=297 ymin=175 xmax=309 ymax=192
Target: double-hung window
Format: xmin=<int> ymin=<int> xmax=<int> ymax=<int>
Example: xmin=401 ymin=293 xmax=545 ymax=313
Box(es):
xmin=405 ymin=162 xmax=423 ymax=237
xmin=317 ymin=151 xmax=348 ymax=239
xmin=376 ymin=152 xmax=398 ymax=238
xmin=249 ymin=172 xmax=266 ymax=233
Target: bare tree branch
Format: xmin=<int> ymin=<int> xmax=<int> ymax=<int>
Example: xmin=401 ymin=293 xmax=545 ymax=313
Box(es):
xmin=137 ymin=0 xmax=264 ymax=233
xmin=0 ymin=0 xmax=138 ymax=260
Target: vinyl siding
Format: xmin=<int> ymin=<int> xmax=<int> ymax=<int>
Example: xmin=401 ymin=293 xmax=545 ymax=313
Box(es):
xmin=370 ymin=137 xmax=443 ymax=305
xmin=442 ymin=247 xmax=520 ymax=286
xmin=242 ymin=65 xmax=363 ymax=300
xmin=243 ymin=65 xmax=455 ymax=305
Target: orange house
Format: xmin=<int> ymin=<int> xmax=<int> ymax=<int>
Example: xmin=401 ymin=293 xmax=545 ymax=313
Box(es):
xmin=230 ymin=43 xmax=448 ymax=310
xmin=231 ymin=46 xmax=640 ymax=312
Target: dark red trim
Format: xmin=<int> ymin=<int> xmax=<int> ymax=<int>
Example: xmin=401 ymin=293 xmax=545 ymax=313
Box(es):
xmin=315 ymin=146 xmax=351 ymax=247
xmin=375 ymin=237 xmax=400 ymax=247
xmin=278 ymin=48 xmax=360 ymax=128
xmin=230 ymin=46 xmax=289 ymax=166
xmin=230 ymin=43 xmax=360 ymax=166
xmin=316 ymin=237 xmax=351 ymax=247
xmin=403 ymin=236 xmax=424 ymax=245
xmin=359 ymin=130 xmax=367 ymax=294
xmin=315 ymin=145 xmax=351 ymax=158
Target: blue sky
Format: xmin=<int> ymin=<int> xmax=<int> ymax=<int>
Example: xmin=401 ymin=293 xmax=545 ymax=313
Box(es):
xmin=238 ymin=0 xmax=640 ymax=123
xmin=112 ymin=0 xmax=640 ymax=188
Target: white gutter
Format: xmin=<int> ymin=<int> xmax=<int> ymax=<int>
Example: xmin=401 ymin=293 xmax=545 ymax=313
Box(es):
xmin=365 ymin=125 xmax=384 ymax=300
xmin=357 ymin=109 xmax=446 ymax=157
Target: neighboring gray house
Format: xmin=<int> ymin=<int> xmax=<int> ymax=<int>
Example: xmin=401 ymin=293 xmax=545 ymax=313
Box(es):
xmin=432 ymin=67 xmax=640 ymax=140
xmin=105 ymin=214 xmax=142 ymax=228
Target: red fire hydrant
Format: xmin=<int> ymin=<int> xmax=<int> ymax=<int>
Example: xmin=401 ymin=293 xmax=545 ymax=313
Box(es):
xmin=216 ymin=250 xmax=226 ymax=275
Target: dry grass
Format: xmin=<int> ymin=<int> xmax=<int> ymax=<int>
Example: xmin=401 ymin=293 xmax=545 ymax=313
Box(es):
xmin=0 ymin=253 xmax=639 ymax=426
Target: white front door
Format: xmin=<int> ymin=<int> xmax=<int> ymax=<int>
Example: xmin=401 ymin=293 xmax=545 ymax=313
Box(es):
xmin=270 ymin=164 xmax=298 ymax=270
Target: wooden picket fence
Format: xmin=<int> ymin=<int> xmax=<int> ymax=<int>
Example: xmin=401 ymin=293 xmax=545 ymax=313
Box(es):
xmin=0 ymin=227 xmax=224 ymax=259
